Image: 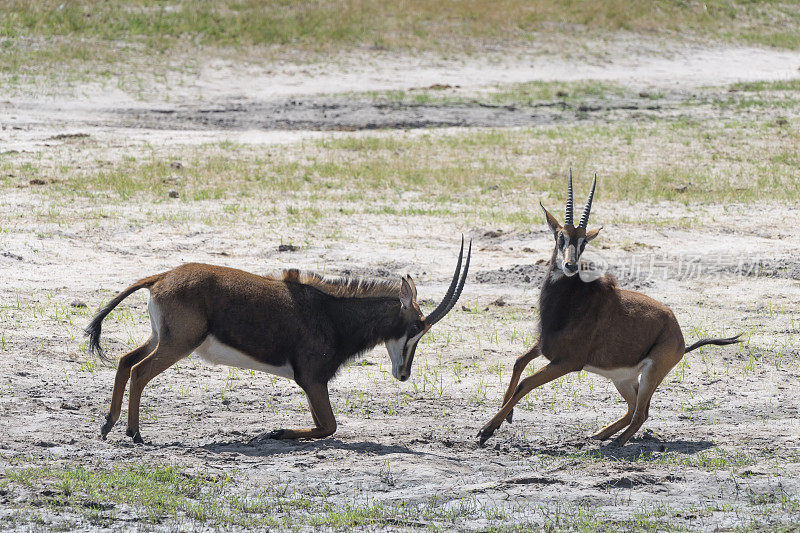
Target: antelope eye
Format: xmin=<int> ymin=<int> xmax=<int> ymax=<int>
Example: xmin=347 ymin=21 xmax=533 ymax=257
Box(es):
xmin=409 ymin=322 xmax=422 ymax=336
xmin=558 ymin=234 xmax=566 ymax=247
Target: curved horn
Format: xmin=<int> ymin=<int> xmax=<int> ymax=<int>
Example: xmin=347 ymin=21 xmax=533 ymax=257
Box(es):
xmin=425 ymin=236 xmax=464 ymax=325
xmin=565 ymin=167 xmax=574 ymax=226
xmin=578 ymin=173 xmax=597 ymax=229
xmin=425 ymin=237 xmax=472 ymax=326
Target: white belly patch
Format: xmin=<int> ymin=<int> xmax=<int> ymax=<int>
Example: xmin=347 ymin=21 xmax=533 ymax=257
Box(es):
xmin=584 ymin=359 xmax=650 ymax=383
xmin=194 ymin=335 xmax=294 ymax=380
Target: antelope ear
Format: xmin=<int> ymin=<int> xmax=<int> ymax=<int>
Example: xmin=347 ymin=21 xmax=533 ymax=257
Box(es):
xmin=586 ymin=227 xmax=602 ymax=242
xmin=540 ymin=201 xmax=562 ymax=236
xmin=404 ymin=275 xmax=418 ymax=299
xmin=399 ymin=276 xmax=416 ymax=309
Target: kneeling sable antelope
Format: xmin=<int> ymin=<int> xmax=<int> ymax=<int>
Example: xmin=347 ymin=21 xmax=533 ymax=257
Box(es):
xmin=86 ymin=238 xmax=471 ymax=444
xmin=478 ymin=172 xmax=740 ymax=446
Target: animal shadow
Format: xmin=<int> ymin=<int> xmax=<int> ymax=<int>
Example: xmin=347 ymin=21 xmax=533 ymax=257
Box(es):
xmin=199 ymin=436 xmax=420 ymax=458
xmin=501 ymin=433 xmax=714 ymax=461
xmin=593 ymin=434 xmax=715 ymax=461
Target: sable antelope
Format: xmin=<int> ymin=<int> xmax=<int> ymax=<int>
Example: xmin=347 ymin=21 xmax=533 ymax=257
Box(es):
xmin=86 ymin=238 xmax=471 ymax=444
xmin=477 ymin=172 xmax=740 ymax=446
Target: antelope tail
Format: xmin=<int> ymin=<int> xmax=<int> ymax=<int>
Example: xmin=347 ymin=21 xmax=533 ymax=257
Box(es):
xmin=84 ymin=274 xmax=163 ymax=361
xmin=685 ymin=334 xmax=742 ymax=354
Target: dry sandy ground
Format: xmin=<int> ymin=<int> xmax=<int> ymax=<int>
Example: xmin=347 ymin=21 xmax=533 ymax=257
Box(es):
xmin=1 ymin=41 xmax=800 ymax=531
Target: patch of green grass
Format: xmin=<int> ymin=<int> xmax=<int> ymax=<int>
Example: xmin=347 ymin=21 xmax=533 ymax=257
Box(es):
xmin=4 ymin=116 xmax=799 ymax=223
xmin=311 ymin=119 xmax=800 ymax=205
xmin=2 ymin=1 xmax=800 ymax=85
xmin=730 ymin=79 xmax=800 ymax=92
xmin=355 ymin=80 xmax=627 ymax=106
xmin=2 ymin=460 xmax=687 ymax=530
xmin=4 ymin=1 xmax=800 ymax=52
xmin=710 ymin=94 xmax=800 ymax=110
xmin=2 ymin=462 xmax=429 ymax=529
xmin=4 ymin=463 xmax=277 ymax=527
xmin=486 ymin=80 xmax=627 ymax=105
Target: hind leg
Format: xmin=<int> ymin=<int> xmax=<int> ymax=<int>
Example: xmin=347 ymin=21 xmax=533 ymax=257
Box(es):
xmin=591 ymin=378 xmax=638 ymax=441
xmin=615 ymin=346 xmax=682 ymax=445
xmin=101 ymin=336 xmax=156 ymax=439
xmin=126 ymin=341 xmax=197 ymax=444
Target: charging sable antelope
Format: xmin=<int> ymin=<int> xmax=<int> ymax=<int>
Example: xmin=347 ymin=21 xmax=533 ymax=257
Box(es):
xmin=477 ymin=172 xmax=741 ymax=446
xmin=86 ymin=238 xmax=471 ymax=444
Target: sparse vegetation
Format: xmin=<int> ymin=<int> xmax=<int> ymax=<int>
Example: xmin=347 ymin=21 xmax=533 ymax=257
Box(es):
xmin=3 ymin=110 xmax=798 ymax=217
xmin=730 ymin=79 xmax=800 ymax=92
xmin=4 ymin=1 xmax=800 ymax=56
xmin=2 ymin=3 xmax=799 ymax=531
xmin=3 ymin=457 xmax=796 ymax=530
xmin=2 ymin=1 xmax=800 ymax=87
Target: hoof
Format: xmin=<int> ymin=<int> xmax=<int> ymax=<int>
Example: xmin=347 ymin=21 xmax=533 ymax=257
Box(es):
xmin=264 ymin=429 xmax=286 ymax=440
xmin=251 ymin=429 xmax=286 ymax=442
xmin=477 ymin=427 xmax=495 ymax=447
xmin=126 ymin=427 xmax=144 ymax=443
xmin=100 ymin=416 xmax=115 ymax=440
xmin=505 ymin=409 xmax=514 ymax=424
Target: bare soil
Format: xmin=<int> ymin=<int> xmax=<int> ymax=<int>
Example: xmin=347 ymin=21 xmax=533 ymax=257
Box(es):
xmin=1 ymin=42 xmax=800 ymax=531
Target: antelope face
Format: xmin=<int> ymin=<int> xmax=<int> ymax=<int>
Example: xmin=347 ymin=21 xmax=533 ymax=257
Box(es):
xmin=551 ymin=226 xmax=600 ymax=277
xmin=540 ymin=170 xmax=601 ymax=277
xmin=386 ymin=238 xmax=472 ymax=381
xmin=386 ymin=284 xmax=428 ymax=381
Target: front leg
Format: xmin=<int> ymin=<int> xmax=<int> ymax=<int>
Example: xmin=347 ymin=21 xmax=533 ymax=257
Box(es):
xmin=478 ymin=362 xmax=573 ymax=446
xmin=261 ymin=382 xmax=337 ymax=440
xmin=500 ymin=344 xmax=541 ymax=423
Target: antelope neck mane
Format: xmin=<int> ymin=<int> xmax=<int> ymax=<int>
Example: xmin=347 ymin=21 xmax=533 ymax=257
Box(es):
xmin=281 ymin=269 xmax=401 ymax=299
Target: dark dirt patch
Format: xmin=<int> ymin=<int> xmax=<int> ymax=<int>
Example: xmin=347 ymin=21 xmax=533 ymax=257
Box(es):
xmin=474 ymin=261 xmax=655 ymax=289
xmin=505 ymin=475 xmax=560 ymax=485
xmin=475 ymin=263 xmax=548 ymax=285
xmin=47 ymin=133 xmax=90 ymax=141
xmin=116 ymin=96 xmax=666 ymax=131
xmin=595 ymin=473 xmax=668 ymax=489
xmin=1 ymin=250 xmax=24 ymax=261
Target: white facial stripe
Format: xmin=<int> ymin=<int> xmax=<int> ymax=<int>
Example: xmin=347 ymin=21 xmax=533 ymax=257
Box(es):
xmin=559 ymin=245 xmax=578 ymax=276
xmin=386 ymin=336 xmax=406 ymax=378
xmin=386 ymin=329 xmax=425 ymax=379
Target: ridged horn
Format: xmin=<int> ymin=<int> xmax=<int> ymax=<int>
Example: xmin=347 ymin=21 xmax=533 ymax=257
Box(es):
xmin=578 ymin=173 xmax=597 ymax=229
xmin=565 ymin=167 xmax=574 ymax=226
xmin=425 ymin=236 xmax=472 ymax=326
